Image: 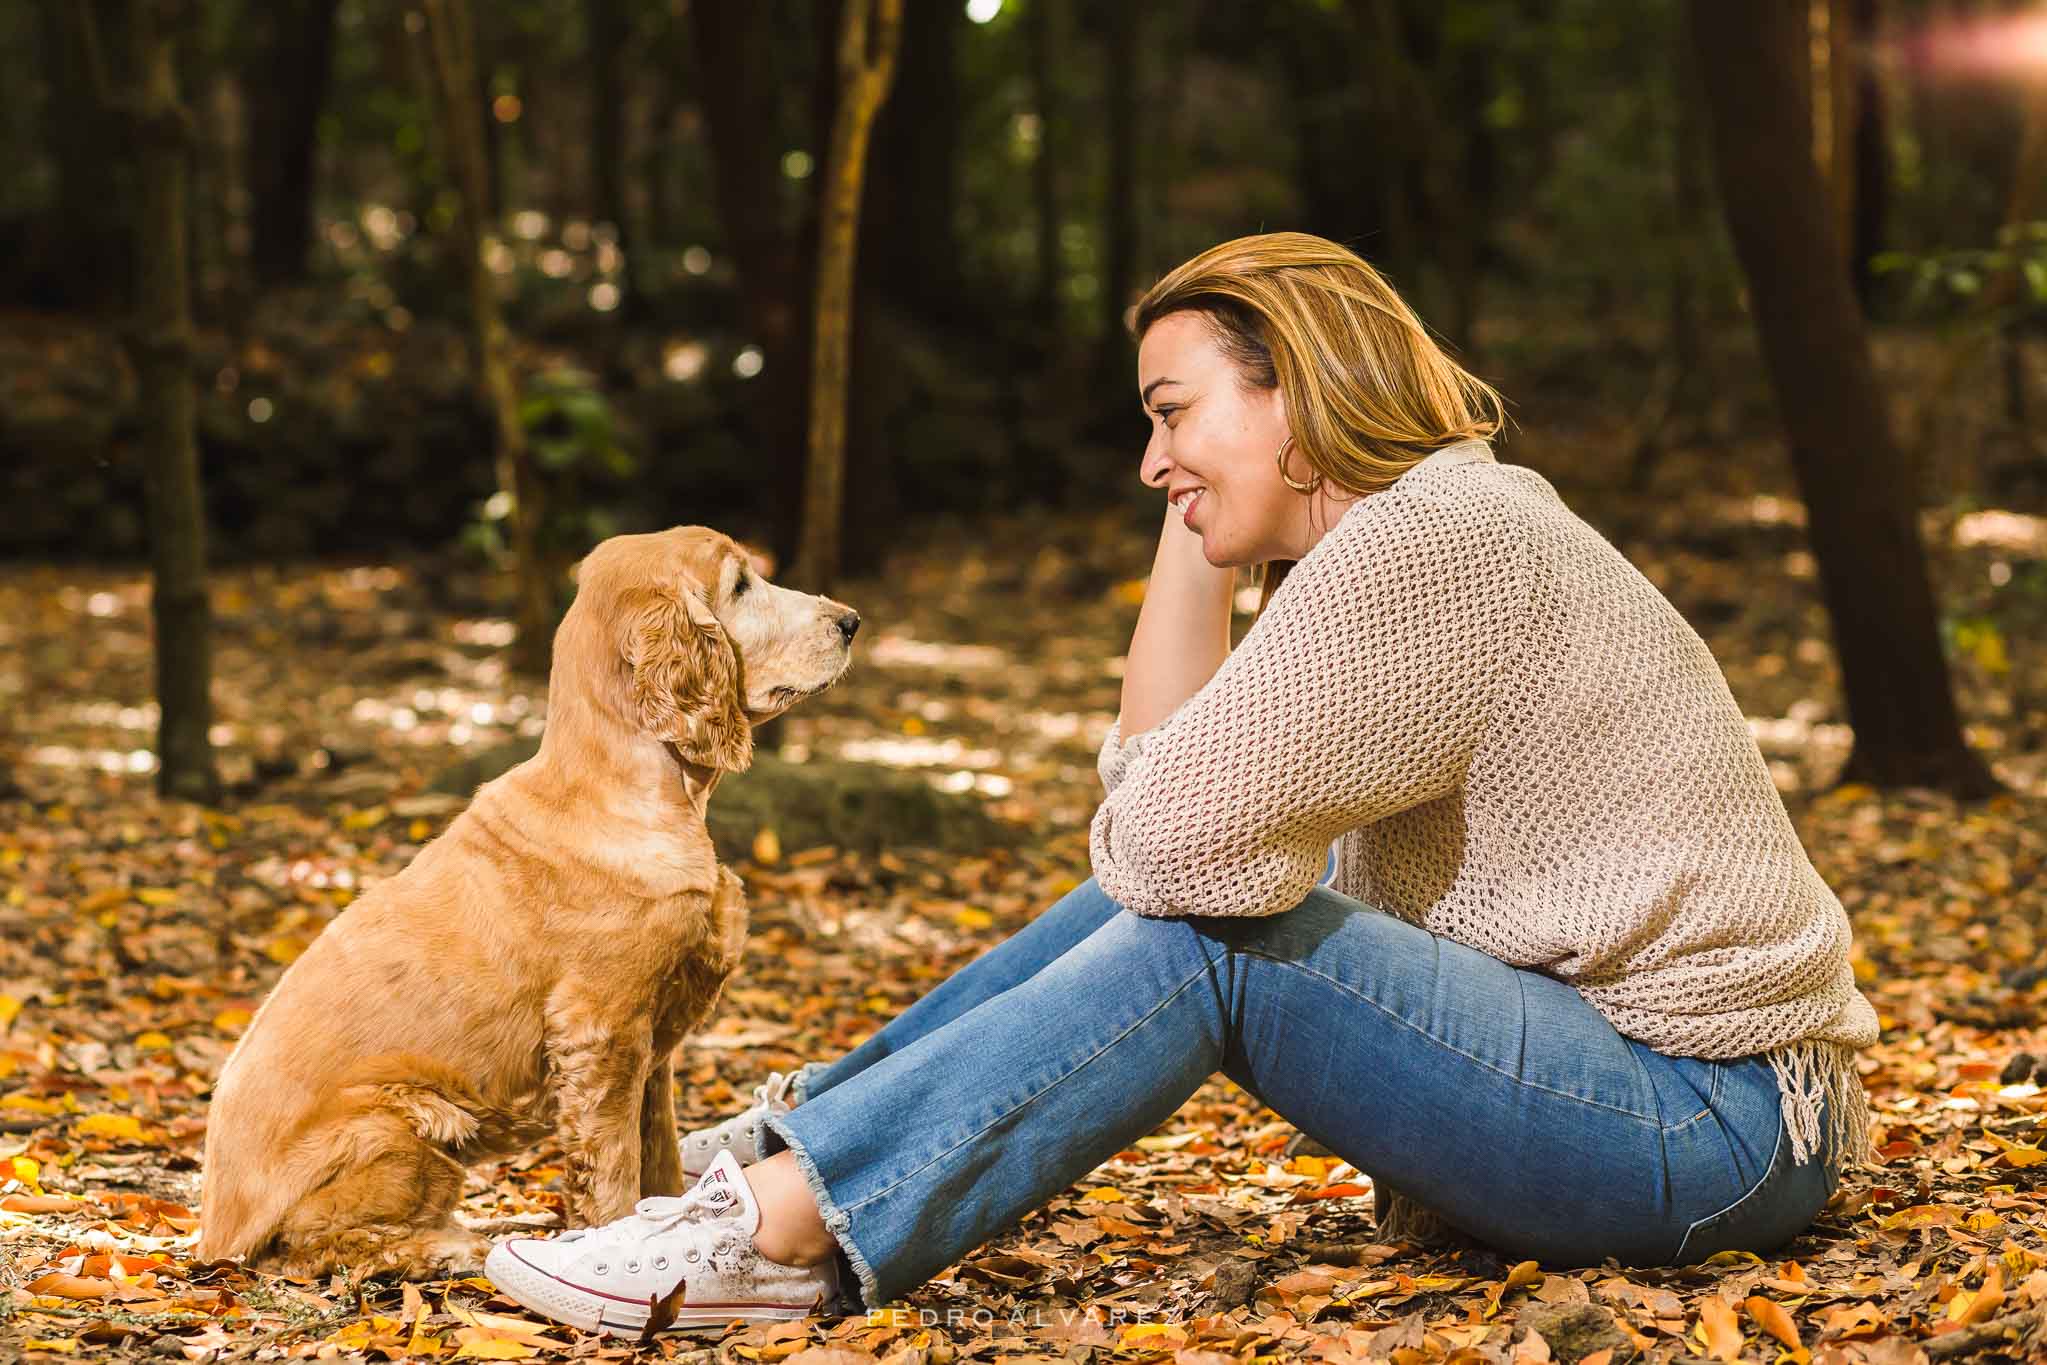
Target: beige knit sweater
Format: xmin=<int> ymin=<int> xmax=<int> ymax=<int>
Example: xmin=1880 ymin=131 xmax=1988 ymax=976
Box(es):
xmin=1092 ymin=439 xmax=1877 ymax=1182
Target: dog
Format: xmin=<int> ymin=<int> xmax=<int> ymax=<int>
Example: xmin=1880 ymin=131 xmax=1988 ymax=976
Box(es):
xmin=196 ymin=527 xmax=858 ymax=1279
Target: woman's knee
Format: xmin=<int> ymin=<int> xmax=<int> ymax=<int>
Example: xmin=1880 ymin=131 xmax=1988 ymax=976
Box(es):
xmin=1037 ymin=895 xmax=1226 ymax=988
xmin=1054 ymin=876 xmax=1125 ymax=927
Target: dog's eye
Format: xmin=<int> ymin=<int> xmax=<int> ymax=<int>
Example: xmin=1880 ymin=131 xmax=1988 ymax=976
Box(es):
xmin=732 ymin=572 xmax=750 ymax=598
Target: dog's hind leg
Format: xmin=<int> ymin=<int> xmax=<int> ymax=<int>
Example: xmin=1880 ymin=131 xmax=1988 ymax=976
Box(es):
xmin=261 ymin=1109 xmax=488 ymax=1281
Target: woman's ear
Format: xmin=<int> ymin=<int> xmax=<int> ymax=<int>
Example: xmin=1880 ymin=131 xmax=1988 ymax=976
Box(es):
xmin=623 ymin=587 xmax=754 ymax=772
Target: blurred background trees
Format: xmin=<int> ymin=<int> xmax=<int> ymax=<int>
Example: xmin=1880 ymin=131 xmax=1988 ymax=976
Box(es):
xmin=3 ymin=0 xmax=2043 ymax=796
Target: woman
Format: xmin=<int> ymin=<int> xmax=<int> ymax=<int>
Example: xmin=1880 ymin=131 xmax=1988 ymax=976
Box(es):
xmin=487 ymin=233 xmax=1878 ymax=1334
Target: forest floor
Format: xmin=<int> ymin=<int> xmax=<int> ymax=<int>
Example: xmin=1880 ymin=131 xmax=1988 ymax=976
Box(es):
xmin=1 ymin=431 xmax=2044 ymax=1364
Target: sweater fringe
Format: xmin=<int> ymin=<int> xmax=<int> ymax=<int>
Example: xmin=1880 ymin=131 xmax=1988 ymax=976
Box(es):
xmin=1766 ymin=1038 xmax=1872 ymax=1180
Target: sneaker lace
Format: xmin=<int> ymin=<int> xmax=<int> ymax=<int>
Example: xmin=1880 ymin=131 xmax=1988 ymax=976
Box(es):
xmin=552 ymin=1182 xmax=734 ymax=1249
xmin=751 ymin=1069 xmax=797 ymax=1110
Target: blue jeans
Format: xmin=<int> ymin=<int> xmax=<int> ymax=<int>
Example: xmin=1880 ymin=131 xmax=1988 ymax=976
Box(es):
xmin=763 ymin=878 xmax=1836 ymax=1311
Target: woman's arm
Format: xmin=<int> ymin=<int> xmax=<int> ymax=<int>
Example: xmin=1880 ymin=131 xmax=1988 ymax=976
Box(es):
xmin=1091 ymin=487 xmax=1534 ymax=919
xmin=1117 ymin=506 xmax=1235 ymax=740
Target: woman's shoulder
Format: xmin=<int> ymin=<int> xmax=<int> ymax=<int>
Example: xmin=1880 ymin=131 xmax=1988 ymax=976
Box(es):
xmin=1313 ymin=458 xmax=1557 ymax=570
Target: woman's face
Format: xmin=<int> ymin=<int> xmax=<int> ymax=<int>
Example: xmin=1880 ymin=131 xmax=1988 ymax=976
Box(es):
xmin=1136 ymin=311 xmax=1307 ymax=567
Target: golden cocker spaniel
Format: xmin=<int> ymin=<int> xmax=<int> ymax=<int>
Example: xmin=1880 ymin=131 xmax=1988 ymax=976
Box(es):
xmin=196 ymin=527 xmax=858 ymax=1279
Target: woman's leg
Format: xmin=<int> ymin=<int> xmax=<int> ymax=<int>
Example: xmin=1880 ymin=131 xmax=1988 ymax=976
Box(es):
xmin=788 ymin=878 xmax=1122 ymax=1103
xmin=762 ymin=881 xmax=1833 ymax=1310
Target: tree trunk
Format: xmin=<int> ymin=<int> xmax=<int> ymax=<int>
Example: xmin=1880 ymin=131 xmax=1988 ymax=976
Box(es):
xmin=690 ymin=0 xmax=816 ymax=565
xmin=421 ymin=0 xmax=551 ymax=676
xmin=588 ymin=0 xmax=639 ymax=318
xmin=1100 ymin=0 xmax=1140 ymax=354
xmin=82 ymin=0 xmax=220 ymax=801
xmin=788 ymin=0 xmax=903 ymax=595
xmin=38 ymin=0 xmax=132 ymax=313
xmin=245 ymin=0 xmax=340 ymax=287
xmin=1027 ymin=0 xmax=1064 ymax=335
xmin=865 ymin=0 xmax=959 ymax=324
xmin=1817 ymin=0 xmax=1857 ymax=263
xmin=1630 ymin=28 xmax=1709 ymax=492
xmin=1688 ymin=0 xmax=1997 ymax=797
xmin=1849 ymin=0 xmax=1887 ymax=305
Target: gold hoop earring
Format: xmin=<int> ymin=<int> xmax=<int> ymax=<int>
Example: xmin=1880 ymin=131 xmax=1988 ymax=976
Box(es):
xmin=1276 ymin=435 xmax=1321 ymax=494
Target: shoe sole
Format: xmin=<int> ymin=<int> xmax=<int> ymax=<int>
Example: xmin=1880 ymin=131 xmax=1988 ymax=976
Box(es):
xmin=485 ymin=1242 xmax=824 ymax=1338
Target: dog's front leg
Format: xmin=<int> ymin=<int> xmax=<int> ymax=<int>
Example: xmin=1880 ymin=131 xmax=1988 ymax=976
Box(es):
xmin=545 ymin=1005 xmax=651 ymax=1227
xmin=638 ymin=1050 xmax=685 ymax=1198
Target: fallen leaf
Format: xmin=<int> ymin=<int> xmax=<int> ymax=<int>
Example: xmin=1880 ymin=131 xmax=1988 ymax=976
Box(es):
xmin=1698 ymin=1296 xmax=1743 ymax=1362
xmin=1818 ymin=1302 xmax=1887 ymax=1339
xmin=1 ymin=1194 xmax=90 ymax=1213
xmin=1949 ymin=1263 xmax=2004 ymax=1326
xmin=74 ymin=1113 xmax=146 ymax=1141
xmin=25 ymin=1273 xmax=117 ymax=1300
xmin=1746 ymin=1295 xmax=1804 ymax=1353
xmin=452 ymin=1326 xmax=541 ymax=1359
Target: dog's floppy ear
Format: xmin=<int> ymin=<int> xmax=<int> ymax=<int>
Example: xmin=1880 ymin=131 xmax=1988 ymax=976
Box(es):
xmin=623 ymin=586 xmax=753 ymax=772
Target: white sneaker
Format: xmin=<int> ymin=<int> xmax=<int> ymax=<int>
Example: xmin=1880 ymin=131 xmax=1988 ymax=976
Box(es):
xmin=485 ymin=1151 xmax=842 ymax=1336
xmin=681 ymin=1069 xmax=801 ymax=1177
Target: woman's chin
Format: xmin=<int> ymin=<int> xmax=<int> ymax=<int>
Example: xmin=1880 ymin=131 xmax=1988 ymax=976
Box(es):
xmin=1198 ymin=534 xmax=1245 ymax=569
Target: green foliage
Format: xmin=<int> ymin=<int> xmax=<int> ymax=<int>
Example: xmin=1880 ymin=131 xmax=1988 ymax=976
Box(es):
xmin=1872 ymin=222 xmax=2047 ymax=325
xmin=464 ymin=367 xmax=639 ymax=580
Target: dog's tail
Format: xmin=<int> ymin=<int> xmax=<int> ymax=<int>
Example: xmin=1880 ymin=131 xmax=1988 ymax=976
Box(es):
xmin=196 ymin=1053 xmax=508 ymax=1263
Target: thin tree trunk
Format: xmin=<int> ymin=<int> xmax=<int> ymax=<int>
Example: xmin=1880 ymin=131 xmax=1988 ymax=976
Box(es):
xmin=865 ymin=0 xmax=959 ymax=324
xmin=1688 ymin=0 xmax=1997 ymax=798
xmin=1849 ymin=0 xmax=1887 ymax=305
xmin=588 ymin=0 xmax=638 ymax=318
xmin=1819 ymin=0 xmax=1857 ymax=261
xmin=1631 ymin=23 xmax=1709 ymax=491
xmin=689 ymin=0 xmax=814 ymax=566
xmin=1100 ymin=0 xmax=1140 ymax=354
xmin=421 ymin=0 xmax=551 ymax=676
xmin=1027 ymin=0 xmax=1063 ymax=335
xmin=81 ymin=0 xmax=219 ymax=801
xmin=788 ymin=0 xmax=903 ymax=594
xmin=245 ymin=0 xmax=341 ymax=286
xmin=40 ymin=0 xmax=132 ymax=313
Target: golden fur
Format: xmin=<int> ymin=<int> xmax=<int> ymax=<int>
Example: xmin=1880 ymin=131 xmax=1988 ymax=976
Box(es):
xmin=196 ymin=527 xmax=857 ymax=1279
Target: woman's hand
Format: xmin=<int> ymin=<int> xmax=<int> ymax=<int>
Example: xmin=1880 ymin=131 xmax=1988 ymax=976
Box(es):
xmin=1118 ymin=504 xmax=1235 ymax=739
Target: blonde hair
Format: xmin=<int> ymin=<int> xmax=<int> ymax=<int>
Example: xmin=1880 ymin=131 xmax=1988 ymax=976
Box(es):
xmin=1132 ymin=231 xmax=1506 ymax=611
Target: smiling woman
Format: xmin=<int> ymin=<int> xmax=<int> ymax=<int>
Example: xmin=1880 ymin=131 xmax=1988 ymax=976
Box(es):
xmin=1134 ymin=234 xmax=1505 ymax=598
xmin=1117 ymin=236 xmax=1505 ymax=743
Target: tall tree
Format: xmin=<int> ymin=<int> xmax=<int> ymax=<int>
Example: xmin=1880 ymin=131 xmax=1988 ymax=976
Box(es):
xmin=1100 ymin=0 xmax=1141 ymax=357
xmin=1688 ymin=0 xmax=1997 ymax=797
xmin=1026 ymin=0 xmax=1065 ymax=335
xmin=36 ymin=0 xmax=132 ymax=313
xmin=79 ymin=0 xmax=218 ymax=801
xmin=421 ymin=0 xmax=552 ymax=676
xmin=1630 ymin=27 xmax=1710 ymax=491
xmin=587 ymin=0 xmax=640 ymax=318
xmin=789 ymin=0 xmax=904 ymax=594
xmin=1849 ymin=0 xmax=1888 ymax=304
xmin=244 ymin=0 xmax=341 ymax=287
xmin=688 ymin=1 xmax=820 ymax=565
xmin=864 ymin=0 xmax=961 ymax=325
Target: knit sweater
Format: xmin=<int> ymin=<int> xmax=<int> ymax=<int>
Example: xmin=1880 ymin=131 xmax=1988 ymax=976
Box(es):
xmin=1091 ymin=439 xmax=1877 ymax=1180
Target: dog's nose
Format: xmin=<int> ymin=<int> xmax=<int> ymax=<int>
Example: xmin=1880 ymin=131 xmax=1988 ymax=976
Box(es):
xmin=835 ymin=611 xmax=861 ymax=643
